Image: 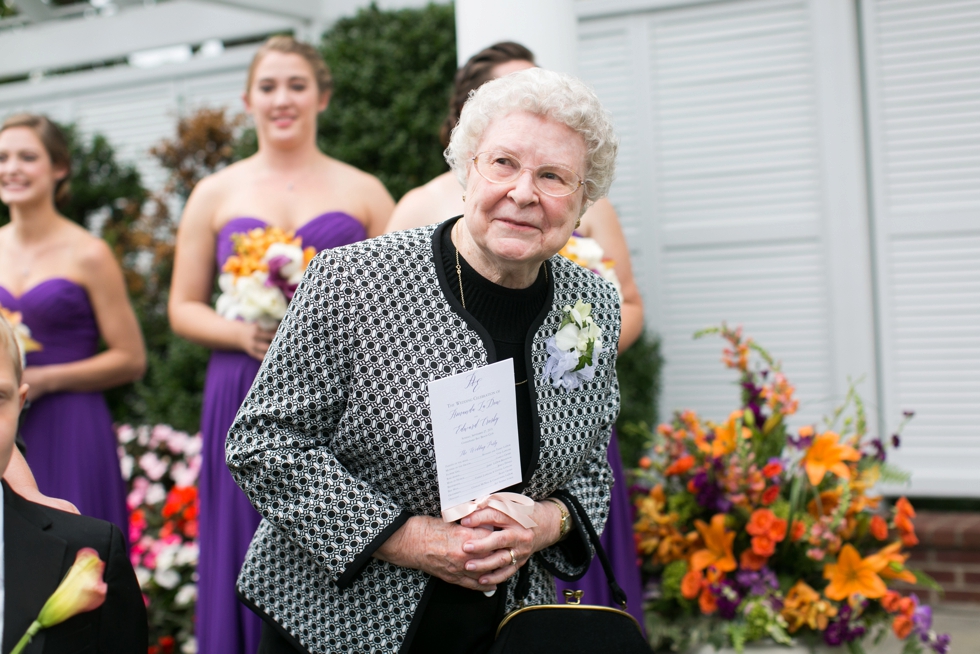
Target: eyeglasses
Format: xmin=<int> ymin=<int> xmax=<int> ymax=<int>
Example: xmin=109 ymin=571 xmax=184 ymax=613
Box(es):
xmin=471 ymin=151 xmax=584 ymax=197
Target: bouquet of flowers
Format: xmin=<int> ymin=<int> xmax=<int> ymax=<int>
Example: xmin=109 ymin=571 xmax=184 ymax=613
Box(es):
xmin=559 ymin=235 xmax=622 ymax=300
xmin=633 ymin=325 xmax=949 ymax=654
xmin=215 ymin=226 xmax=316 ymax=329
xmin=0 ymin=305 xmax=42 ymax=367
xmin=117 ymin=424 xmax=202 ymax=654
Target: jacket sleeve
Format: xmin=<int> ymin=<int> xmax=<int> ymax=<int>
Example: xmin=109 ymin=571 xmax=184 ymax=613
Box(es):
xmin=99 ymin=523 xmax=148 ymax=652
xmin=226 ymin=254 xmax=409 ymax=589
xmin=536 ymin=304 xmax=621 ymax=581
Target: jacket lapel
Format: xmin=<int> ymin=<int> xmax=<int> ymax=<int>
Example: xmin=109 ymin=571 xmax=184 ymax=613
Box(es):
xmin=3 ymin=482 xmax=66 ymax=654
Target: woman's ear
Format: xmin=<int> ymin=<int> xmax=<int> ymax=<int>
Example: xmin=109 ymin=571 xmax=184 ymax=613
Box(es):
xmin=318 ymin=90 xmax=332 ymax=113
xmin=52 ymin=164 xmax=68 ymax=184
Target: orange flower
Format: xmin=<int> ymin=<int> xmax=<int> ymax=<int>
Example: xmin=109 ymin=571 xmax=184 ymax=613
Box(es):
xmin=762 ymin=461 xmax=783 ymax=478
xmin=893 ymin=614 xmax=914 ymax=639
xmin=740 ymin=549 xmax=768 ymax=571
xmin=690 ymin=514 xmax=736 ymax=573
xmin=867 ymin=542 xmax=917 ymax=584
xmin=823 ymin=544 xmax=887 ymax=601
xmin=807 ymin=489 xmax=843 ymax=517
xmin=681 ymin=568 xmax=703 ymax=599
xmin=893 ymin=497 xmax=918 ymax=547
xmin=761 ymin=485 xmax=780 ymax=506
xmin=638 ymin=456 xmax=652 ymax=469
xmin=782 ymin=580 xmax=838 ymax=633
xmin=699 ymin=588 xmax=718 ymax=614
xmin=746 ymin=509 xmax=787 ymax=557
xmin=665 ymin=455 xmax=695 ymax=476
xmin=803 ymin=431 xmax=861 ymax=486
xmin=706 ymin=411 xmax=750 ymax=458
xmin=790 ymin=520 xmax=806 ymax=541
xmin=870 ymin=515 xmax=889 ymax=541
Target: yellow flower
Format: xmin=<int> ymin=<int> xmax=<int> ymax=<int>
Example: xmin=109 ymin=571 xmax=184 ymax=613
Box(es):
xmin=690 ymin=514 xmax=736 ymax=573
xmin=823 ymin=543 xmax=887 ymax=602
xmin=11 ymin=548 xmax=107 ymax=654
xmin=803 ymin=431 xmax=861 ymax=487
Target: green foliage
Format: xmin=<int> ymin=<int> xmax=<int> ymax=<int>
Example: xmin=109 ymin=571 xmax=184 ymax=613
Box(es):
xmin=616 ymin=330 xmax=663 ymax=468
xmin=317 ymin=2 xmax=458 ymax=201
xmin=659 ymin=559 xmax=688 ymax=604
xmin=668 ymin=492 xmax=700 ymax=526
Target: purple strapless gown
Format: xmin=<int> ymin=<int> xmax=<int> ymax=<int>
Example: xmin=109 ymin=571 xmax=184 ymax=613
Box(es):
xmin=554 ymin=431 xmax=645 ymax=626
xmin=197 ymin=213 xmax=367 ymax=654
xmin=0 ymin=279 xmax=128 ymax=534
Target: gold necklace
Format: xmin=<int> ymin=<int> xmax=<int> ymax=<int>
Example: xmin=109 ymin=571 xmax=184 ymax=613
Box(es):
xmin=452 ymin=221 xmax=545 ymax=387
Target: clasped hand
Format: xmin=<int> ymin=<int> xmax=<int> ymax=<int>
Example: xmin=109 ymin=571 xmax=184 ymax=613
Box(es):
xmin=375 ymin=501 xmax=562 ymax=592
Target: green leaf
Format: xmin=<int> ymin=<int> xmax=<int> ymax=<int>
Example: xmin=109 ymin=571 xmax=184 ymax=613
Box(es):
xmin=912 ymin=569 xmax=945 ymax=593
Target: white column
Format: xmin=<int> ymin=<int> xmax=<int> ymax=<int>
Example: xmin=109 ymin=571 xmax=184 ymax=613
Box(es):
xmin=454 ymin=0 xmax=578 ymax=76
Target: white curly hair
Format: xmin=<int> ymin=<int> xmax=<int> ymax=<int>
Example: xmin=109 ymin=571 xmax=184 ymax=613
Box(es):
xmin=445 ymin=68 xmax=618 ymax=210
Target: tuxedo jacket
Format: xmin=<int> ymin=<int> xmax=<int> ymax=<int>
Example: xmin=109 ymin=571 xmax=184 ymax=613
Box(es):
xmin=227 ymin=222 xmax=622 ymax=653
xmin=2 ymin=482 xmax=147 ymax=654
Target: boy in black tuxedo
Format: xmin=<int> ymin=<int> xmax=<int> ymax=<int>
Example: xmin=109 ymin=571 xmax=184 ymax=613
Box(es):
xmin=0 ymin=317 xmax=147 ymax=653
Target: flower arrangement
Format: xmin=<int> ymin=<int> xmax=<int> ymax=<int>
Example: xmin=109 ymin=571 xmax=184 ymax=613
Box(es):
xmin=559 ymin=235 xmax=622 ymax=300
xmin=632 ymin=325 xmax=949 ymax=653
xmin=117 ymin=424 xmax=202 ymax=654
xmin=0 ymin=305 xmax=42 ymax=367
xmin=215 ymin=226 xmax=316 ymax=329
xmin=544 ymin=300 xmax=604 ymax=390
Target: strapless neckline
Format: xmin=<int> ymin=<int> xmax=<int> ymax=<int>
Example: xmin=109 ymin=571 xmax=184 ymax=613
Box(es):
xmin=0 ymin=277 xmax=85 ymax=302
xmin=219 ymin=211 xmax=364 ymax=236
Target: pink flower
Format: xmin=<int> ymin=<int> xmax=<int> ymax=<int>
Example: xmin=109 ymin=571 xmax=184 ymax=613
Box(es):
xmin=138 ymin=452 xmax=169 ymax=482
xmin=127 ymin=477 xmax=149 ymax=511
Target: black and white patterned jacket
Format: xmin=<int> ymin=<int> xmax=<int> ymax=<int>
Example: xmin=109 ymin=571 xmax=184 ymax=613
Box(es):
xmin=227 ymin=221 xmax=621 ymax=653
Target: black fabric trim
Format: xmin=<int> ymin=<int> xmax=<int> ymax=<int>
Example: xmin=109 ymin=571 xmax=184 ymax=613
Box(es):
xmin=537 ymin=490 xmax=591 ymax=582
xmin=336 ymin=510 xmax=412 ymax=590
xmin=397 ymin=576 xmax=438 ymax=654
xmin=431 ymin=217 xmax=497 ymax=363
xmin=239 ymin=592 xmax=313 ymax=654
xmin=518 ymin=259 xmax=554 ymax=488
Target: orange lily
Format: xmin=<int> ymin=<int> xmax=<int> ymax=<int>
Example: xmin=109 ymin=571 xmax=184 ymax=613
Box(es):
xmin=665 ymin=455 xmax=695 ymax=477
xmin=781 ymin=580 xmax=838 ymax=633
xmin=867 ymin=542 xmax=917 ymax=584
xmin=823 ymin=544 xmax=887 ymax=601
xmin=690 ymin=514 xmax=736 ymax=572
xmin=803 ymin=431 xmax=861 ymax=486
xmin=704 ymin=411 xmax=750 ymax=458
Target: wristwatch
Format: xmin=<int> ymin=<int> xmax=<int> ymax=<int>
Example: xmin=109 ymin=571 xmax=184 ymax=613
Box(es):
xmin=546 ymin=497 xmax=572 ymax=540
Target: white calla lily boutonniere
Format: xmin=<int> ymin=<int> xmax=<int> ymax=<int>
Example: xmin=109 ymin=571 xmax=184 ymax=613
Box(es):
xmin=543 ymin=300 xmax=604 ymax=390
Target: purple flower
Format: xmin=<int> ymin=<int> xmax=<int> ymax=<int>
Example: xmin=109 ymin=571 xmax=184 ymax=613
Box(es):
xmin=892 ymin=433 xmax=901 ymax=448
xmin=735 ymin=566 xmax=778 ymax=597
xmin=903 ymin=410 xmax=915 ymax=418
xmin=912 ymin=598 xmax=932 ymax=635
xmin=265 ymin=255 xmax=299 ymax=300
xmin=711 ymin=580 xmax=741 ymax=620
xmin=789 ymin=431 xmax=814 ymax=450
xmin=867 ymin=438 xmax=886 ymax=462
xmin=824 ymin=604 xmax=866 ymax=646
xmin=930 ymin=633 xmax=951 ymax=654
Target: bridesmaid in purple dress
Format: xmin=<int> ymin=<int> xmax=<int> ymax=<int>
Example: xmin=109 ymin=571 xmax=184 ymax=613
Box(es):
xmin=0 ymin=114 xmax=146 ymax=533
xmin=386 ymin=42 xmax=646 ymax=625
xmin=168 ymin=36 xmax=393 ymax=654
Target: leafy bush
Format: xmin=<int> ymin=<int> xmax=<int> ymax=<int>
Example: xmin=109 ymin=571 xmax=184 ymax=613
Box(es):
xmin=616 ymin=330 xmax=663 ymax=468
xmin=316 ymin=2 xmax=458 ymax=200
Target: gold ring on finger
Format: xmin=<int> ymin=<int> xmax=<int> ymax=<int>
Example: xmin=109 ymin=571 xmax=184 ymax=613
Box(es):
xmin=509 ymin=549 xmax=518 ymax=567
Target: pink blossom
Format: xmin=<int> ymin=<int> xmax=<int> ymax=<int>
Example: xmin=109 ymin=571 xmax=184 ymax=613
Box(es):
xmin=127 ymin=477 xmax=149 ymax=510
xmin=138 ymin=452 xmax=170 ymax=482
xmin=150 ymin=424 xmax=173 ymax=449
xmin=116 ymin=424 xmax=136 ymax=444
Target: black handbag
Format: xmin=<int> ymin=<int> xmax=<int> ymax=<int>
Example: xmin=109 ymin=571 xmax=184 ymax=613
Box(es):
xmin=488 ymin=492 xmax=652 ymax=654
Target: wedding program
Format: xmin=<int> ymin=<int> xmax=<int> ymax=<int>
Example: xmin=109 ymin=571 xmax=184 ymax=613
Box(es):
xmin=428 ymin=359 xmax=523 ymax=511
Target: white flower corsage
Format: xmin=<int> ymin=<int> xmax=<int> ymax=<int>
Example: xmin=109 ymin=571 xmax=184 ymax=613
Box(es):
xmin=543 ymin=300 xmax=604 ymax=390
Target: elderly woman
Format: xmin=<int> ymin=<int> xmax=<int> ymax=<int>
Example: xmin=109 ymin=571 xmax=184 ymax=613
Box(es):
xmin=228 ymin=68 xmax=621 ymax=654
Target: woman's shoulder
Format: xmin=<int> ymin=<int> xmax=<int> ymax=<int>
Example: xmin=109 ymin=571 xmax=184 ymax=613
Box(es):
xmin=321 ymin=156 xmax=387 ymax=193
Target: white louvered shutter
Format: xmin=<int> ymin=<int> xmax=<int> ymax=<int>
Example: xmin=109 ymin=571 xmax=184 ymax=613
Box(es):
xmin=862 ymin=0 xmax=980 ymax=496
xmin=579 ymin=0 xmax=876 ymax=429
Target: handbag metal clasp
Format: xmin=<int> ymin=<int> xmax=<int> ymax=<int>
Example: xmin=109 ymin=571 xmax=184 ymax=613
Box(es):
xmin=563 ymin=589 xmax=584 ymax=605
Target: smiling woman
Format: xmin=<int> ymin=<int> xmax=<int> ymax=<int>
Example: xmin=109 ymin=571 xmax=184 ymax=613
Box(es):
xmin=166 ymin=34 xmax=394 ymax=654
xmin=227 ymin=68 xmax=622 ymax=654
